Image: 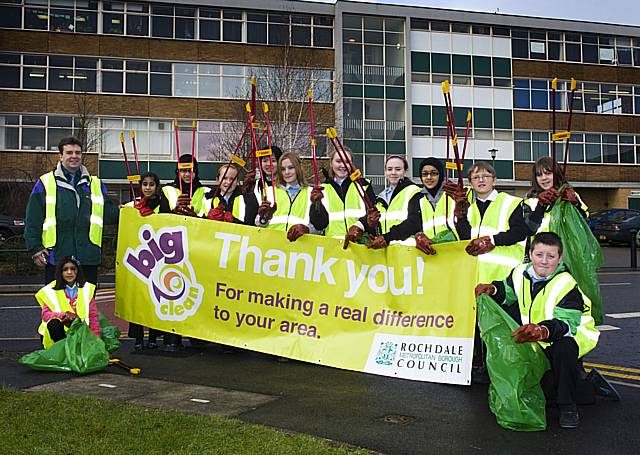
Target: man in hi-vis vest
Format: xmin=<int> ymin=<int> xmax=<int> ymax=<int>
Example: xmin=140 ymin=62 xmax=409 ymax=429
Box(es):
xmin=25 ymin=137 xmax=119 ymax=285
xmin=476 ymin=232 xmax=618 ymax=429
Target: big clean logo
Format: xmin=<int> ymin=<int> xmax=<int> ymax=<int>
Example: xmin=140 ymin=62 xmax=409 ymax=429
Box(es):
xmin=124 ymin=225 xmax=203 ymax=321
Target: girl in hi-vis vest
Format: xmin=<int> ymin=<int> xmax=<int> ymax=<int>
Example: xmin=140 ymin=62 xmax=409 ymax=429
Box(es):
xmin=36 ymin=256 xmax=99 ymax=349
xmin=256 ymin=152 xmax=326 ymax=241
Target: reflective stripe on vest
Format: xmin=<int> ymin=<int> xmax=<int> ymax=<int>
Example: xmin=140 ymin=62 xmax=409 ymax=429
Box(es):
xmin=470 ymin=192 xmax=525 ymax=282
xmin=36 ymin=282 xmax=96 ymax=349
xmin=377 ymin=185 xmax=420 ymax=235
xmin=420 ymin=193 xmax=457 ymax=238
xmin=511 ymin=264 xmax=599 ymax=357
xmin=40 ymin=172 xmax=57 ymax=248
xmin=322 ymin=182 xmax=368 ymax=238
xmin=162 ymin=186 xmax=181 ymax=210
xmin=268 ymin=186 xmax=311 ymax=231
xmin=88 ymin=177 xmax=104 ymax=246
xmin=40 ymin=172 xmax=104 ymax=248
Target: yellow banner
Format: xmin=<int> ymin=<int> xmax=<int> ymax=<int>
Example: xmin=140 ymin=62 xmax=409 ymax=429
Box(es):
xmin=116 ymin=208 xmax=478 ymax=384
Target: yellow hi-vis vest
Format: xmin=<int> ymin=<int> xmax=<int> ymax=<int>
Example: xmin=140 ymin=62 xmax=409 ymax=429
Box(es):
xmin=124 ymin=200 xmax=160 ymax=213
xmin=254 ymin=181 xmax=275 ymax=205
xmin=524 ymin=193 xmax=589 ymax=235
xmin=202 ymin=194 xmax=246 ymax=221
xmin=267 ymin=186 xmax=311 ymax=231
xmin=377 ymin=185 xmax=421 ymax=241
xmin=469 ymin=192 xmax=525 ymax=283
xmin=35 ymin=281 xmax=96 ymax=349
xmin=420 ymin=193 xmax=458 ymax=239
xmin=510 ymin=263 xmax=599 ymax=358
xmin=162 ymin=186 xmax=210 ymax=215
xmin=322 ymin=181 xmax=369 ymax=239
xmin=40 ymin=172 xmax=104 ymax=248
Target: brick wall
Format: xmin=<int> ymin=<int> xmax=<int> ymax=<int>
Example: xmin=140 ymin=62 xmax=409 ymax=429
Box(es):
xmin=513 ymin=60 xmax=640 ymax=84
xmin=0 ymin=152 xmax=98 ymax=181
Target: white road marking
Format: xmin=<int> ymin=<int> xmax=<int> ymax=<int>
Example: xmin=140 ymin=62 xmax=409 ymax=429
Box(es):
xmin=606 ymin=312 xmax=640 ymax=319
xmin=190 ymin=398 xmax=210 ymax=403
xmin=610 ymin=379 xmax=640 ymax=389
xmin=98 ymin=383 xmax=117 ymax=388
xmin=0 ymin=306 xmax=39 ymax=309
xmin=595 ymin=325 xmax=620 ymax=331
xmin=600 ymin=282 xmax=631 ymax=286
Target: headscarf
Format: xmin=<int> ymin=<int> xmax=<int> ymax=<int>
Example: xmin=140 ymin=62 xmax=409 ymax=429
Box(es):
xmin=172 ymin=154 xmax=202 ymax=190
xmin=418 ymin=157 xmax=444 ymax=197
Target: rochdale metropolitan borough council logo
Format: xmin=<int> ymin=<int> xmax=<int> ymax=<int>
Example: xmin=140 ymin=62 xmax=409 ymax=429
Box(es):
xmin=375 ymin=341 xmax=398 ymax=366
xmin=124 ymin=225 xmax=203 ymax=322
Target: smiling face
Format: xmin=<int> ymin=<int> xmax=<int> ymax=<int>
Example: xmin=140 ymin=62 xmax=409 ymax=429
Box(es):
xmin=141 ymin=176 xmax=157 ymax=198
xmin=385 ymin=157 xmax=406 ymax=188
xmin=260 ymin=156 xmax=275 ymax=178
xmin=529 ymin=243 xmax=562 ymax=278
xmin=420 ymin=165 xmax=441 ymax=190
xmin=59 ymin=144 xmax=82 ymax=172
xmin=62 ymin=262 xmax=78 ymax=285
xmin=469 ymin=169 xmax=496 ymax=199
xmin=331 ymin=152 xmax=350 ymax=180
xmin=280 ymin=158 xmax=298 ymax=185
xmin=536 ymin=168 xmax=554 ymax=191
xmin=218 ymin=166 xmax=239 ymax=196
xmin=179 ymin=168 xmax=193 ymax=185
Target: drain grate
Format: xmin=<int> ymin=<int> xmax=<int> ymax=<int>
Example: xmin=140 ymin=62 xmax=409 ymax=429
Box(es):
xmin=380 ymin=414 xmax=416 ymax=425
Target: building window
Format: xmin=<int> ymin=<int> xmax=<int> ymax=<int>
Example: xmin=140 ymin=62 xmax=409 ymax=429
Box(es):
xmin=222 ymin=9 xmax=242 ymax=42
xmin=23 ymin=54 xmax=47 ymax=90
xmin=0 ymin=4 xmax=21 ymax=29
xmin=125 ymin=60 xmax=148 ymax=94
xmin=126 ymin=2 xmax=148 ymax=36
xmin=49 ymin=55 xmax=74 ymax=91
xmin=101 ymin=58 xmax=124 ymax=93
xmin=103 ymin=1 xmax=124 ymax=35
xmin=199 ymin=8 xmax=220 ymax=41
xmin=174 ymin=63 xmax=196 ymax=97
xmin=151 ymin=5 xmax=172 ymax=38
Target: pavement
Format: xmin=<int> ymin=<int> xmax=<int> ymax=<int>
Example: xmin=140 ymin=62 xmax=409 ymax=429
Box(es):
xmin=1 ymin=246 xmax=639 ymax=454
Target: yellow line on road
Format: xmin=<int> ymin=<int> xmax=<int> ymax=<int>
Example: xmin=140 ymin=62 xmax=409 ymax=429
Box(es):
xmin=587 ymin=368 xmax=640 ymax=381
xmin=0 ymin=293 xmax=35 ymax=297
xmin=598 ymin=271 xmax=640 ymax=275
xmin=585 ymin=362 xmax=640 ymax=375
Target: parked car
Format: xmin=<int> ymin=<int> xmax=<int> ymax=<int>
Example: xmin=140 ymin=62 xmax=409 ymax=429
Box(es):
xmin=592 ymin=210 xmax=640 ymax=247
xmin=0 ymin=214 xmax=25 ymax=242
xmin=587 ymin=209 xmax=640 ymax=232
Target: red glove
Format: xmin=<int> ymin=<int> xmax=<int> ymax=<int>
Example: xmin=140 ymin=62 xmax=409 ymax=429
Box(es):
xmin=61 ymin=311 xmax=77 ymax=327
xmin=310 ymin=186 xmax=324 ymax=203
xmin=257 ymin=201 xmax=276 ymax=223
xmin=561 ymin=187 xmax=579 ymax=205
xmin=454 ymin=198 xmax=470 ymax=219
xmin=173 ymin=205 xmax=197 ymax=217
xmin=207 ymin=205 xmax=225 ymax=221
xmin=415 ymin=232 xmax=436 ymax=255
xmin=242 ymin=170 xmax=256 ymax=194
xmin=176 ymin=194 xmax=191 ymax=208
xmin=139 ymin=207 xmax=155 ymax=217
xmin=344 ymin=225 xmax=363 ymax=249
xmin=368 ymin=236 xmax=388 ymax=249
xmin=443 ymin=181 xmax=467 ymax=200
xmin=474 ymin=283 xmax=496 ymax=297
xmin=538 ymin=188 xmax=560 ymax=206
xmin=466 ymin=236 xmax=495 ymax=256
xmin=287 ymin=224 xmax=309 ymax=242
xmin=134 ymin=196 xmax=148 ymax=209
xmin=366 ymin=207 xmax=381 ymax=228
xmin=223 ymin=211 xmax=234 ymax=223
xmin=512 ymin=323 xmax=550 ymax=343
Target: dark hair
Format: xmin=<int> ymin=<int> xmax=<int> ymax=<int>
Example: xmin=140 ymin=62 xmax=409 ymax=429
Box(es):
xmin=467 ymin=161 xmax=496 ymax=179
xmin=173 ymin=154 xmax=201 ymax=189
xmin=58 ymin=137 xmax=83 ymax=154
xmin=53 ymin=256 xmax=86 ymax=290
xmin=141 ymin=172 xmax=160 ymax=191
xmin=529 ymin=157 xmax=566 ymax=197
xmin=530 ymin=232 xmax=563 ymax=256
xmin=385 ymin=155 xmax=408 ymax=170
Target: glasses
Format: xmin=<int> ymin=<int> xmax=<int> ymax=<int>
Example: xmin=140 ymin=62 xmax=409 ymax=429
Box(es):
xmin=421 ymin=171 xmax=440 ymax=177
xmin=470 ymin=174 xmax=494 ymax=182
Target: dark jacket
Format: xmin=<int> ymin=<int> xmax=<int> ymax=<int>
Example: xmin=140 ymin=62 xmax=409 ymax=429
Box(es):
xmin=204 ymin=186 xmax=259 ymax=225
xmin=24 ymin=163 xmax=119 ymax=266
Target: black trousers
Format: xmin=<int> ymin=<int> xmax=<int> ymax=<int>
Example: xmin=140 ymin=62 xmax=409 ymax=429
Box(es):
xmin=45 ymin=264 xmax=99 ymax=285
xmin=47 ymin=319 xmax=67 ymax=343
xmin=128 ymin=323 xmax=160 ymax=341
xmin=541 ymin=337 xmax=596 ymax=406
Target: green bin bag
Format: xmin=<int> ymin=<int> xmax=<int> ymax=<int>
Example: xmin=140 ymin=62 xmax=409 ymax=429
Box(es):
xmin=98 ymin=312 xmax=121 ymax=353
xmin=19 ymin=319 xmax=109 ymax=374
xmin=549 ymin=196 xmax=604 ymax=325
xmin=477 ymin=294 xmax=549 ymax=431
xmin=431 ymin=229 xmax=458 ymax=244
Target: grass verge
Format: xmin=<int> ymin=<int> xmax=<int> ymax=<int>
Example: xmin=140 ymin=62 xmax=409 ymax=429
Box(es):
xmin=0 ymin=388 xmax=371 ymax=455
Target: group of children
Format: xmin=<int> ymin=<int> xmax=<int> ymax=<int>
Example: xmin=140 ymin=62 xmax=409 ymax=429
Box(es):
xmin=35 ymin=145 xmax=617 ymax=429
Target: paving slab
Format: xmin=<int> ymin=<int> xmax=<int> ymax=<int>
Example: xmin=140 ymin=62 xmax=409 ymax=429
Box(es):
xmin=26 ymin=373 xmax=278 ymax=417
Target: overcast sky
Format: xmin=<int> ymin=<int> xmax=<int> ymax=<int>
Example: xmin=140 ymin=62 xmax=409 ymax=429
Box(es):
xmin=307 ymin=0 xmax=640 ymax=27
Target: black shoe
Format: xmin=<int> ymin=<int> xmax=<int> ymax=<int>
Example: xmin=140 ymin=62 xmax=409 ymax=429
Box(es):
xmin=559 ymin=405 xmax=579 ymax=429
xmin=133 ymin=340 xmax=144 ymax=352
xmin=147 ymin=341 xmax=158 ymax=350
xmin=586 ymin=369 xmax=621 ymax=401
xmin=472 ymin=365 xmax=490 ymax=384
xmin=162 ymin=343 xmax=178 ymax=352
